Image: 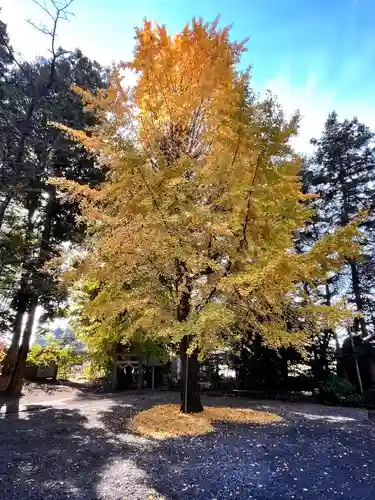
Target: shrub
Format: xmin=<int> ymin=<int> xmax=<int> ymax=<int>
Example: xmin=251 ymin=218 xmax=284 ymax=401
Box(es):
xmin=83 ymin=354 xmax=112 ymax=382
xmin=318 ymin=373 xmax=363 ymax=407
xmin=27 ymin=344 xmax=81 ymax=380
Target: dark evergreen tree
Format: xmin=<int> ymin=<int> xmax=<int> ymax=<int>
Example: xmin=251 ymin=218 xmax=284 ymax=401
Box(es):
xmin=308 ymin=112 xmax=375 ymax=337
xmin=0 ymin=1 xmax=108 ymax=394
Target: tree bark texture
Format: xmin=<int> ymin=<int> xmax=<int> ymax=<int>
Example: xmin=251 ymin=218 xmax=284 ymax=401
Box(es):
xmin=0 ymin=301 xmax=25 ymax=390
xmin=176 ymin=264 xmax=203 ymax=414
xmin=4 ymin=193 xmax=55 ymax=395
xmin=0 ymin=201 xmax=37 ymax=389
xmin=179 ymin=335 xmax=203 ymax=413
xmin=349 ymin=260 xmax=368 ymax=337
xmin=6 ymin=292 xmax=38 ymax=395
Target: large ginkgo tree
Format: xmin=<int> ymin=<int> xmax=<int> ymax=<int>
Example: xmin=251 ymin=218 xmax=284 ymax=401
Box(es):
xmin=54 ymin=18 xmax=359 ymax=412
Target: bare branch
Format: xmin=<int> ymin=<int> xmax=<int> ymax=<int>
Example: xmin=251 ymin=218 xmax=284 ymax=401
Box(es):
xmin=26 ymin=19 xmax=52 ymax=36
xmin=31 ymin=0 xmax=74 ymax=18
xmin=29 ymin=0 xmax=75 ymax=58
xmin=30 ymin=0 xmax=55 ymax=21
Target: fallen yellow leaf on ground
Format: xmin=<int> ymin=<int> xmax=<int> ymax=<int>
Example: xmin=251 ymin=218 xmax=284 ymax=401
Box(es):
xmin=132 ymin=404 xmax=282 ymax=439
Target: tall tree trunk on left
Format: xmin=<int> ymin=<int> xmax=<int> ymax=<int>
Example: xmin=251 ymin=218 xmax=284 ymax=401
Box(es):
xmin=0 ymin=293 xmax=26 ymax=390
xmin=5 ymin=192 xmax=55 ymax=395
xmin=0 ymin=198 xmax=37 ymax=390
xmin=6 ymin=292 xmax=38 ymax=395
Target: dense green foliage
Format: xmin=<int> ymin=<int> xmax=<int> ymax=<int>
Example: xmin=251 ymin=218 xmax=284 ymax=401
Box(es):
xmin=27 ymin=340 xmax=81 ymax=380
xmin=0 ymin=1 xmax=107 ymax=393
xmin=318 ymin=374 xmax=364 ymax=407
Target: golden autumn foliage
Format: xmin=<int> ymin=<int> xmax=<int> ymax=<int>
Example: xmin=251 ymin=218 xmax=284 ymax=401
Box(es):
xmin=52 ymin=18 xmax=360 ymax=361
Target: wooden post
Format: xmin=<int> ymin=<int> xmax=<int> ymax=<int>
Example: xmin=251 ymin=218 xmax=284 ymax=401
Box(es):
xmin=111 ymin=359 xmax=118 ymax=390
xmin=137 ymin=360 xmax=144 ymax=390
xmin=348 ymin=328 xmax=363 ymax=394
xmin=152 ymin=366 xmax=155 ymax=390
xmin=185 ymin=349 xmax=189 ymax=413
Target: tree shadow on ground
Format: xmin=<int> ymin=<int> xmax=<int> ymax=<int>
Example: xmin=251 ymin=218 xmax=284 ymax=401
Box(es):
xmin=1 ymin=395 xmax=374 ymax=500
xmin=0 ymin=402 xmax=152 ymax=500
xmin=0 ymin=396 xmax=21 ymax=415
xmin=97 ymin=400 xmax=375 ymax=500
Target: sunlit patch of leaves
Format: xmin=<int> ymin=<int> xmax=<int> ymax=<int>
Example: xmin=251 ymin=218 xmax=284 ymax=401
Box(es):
xmin=132 ymin=404 xmax=282 ymax=439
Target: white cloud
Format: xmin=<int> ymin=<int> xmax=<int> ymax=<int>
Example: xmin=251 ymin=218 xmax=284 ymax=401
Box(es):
xmin=259 ymin=75 xmax=375 ymax=154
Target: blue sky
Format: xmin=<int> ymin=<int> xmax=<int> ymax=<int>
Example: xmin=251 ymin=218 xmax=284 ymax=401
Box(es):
xmin=2 ymin=0 xmax=375 ymax=151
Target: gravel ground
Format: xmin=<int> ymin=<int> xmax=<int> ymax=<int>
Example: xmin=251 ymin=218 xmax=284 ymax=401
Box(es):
xmin=0 ymin=392 xmax=374 ymax=499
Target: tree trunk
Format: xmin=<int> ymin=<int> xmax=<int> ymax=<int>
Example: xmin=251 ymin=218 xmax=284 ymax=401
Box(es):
xmin=349 ymin=260 xmax=368 ymax=337
xmin=0 ymin=302 xmax=25 ymax=390
xmin=179 ymin=335 xmax=203 ymax=414
xmin=336 ymin=153 xmax=368 ymax=337
xmin=3 ymin=192 xmax=54 ymax=395
xmin=0 ymin=199 xmax=37 ymax=389
xmin=137 ymin=363 xmax=144 ymax=390
xmin=175 ymin=261 xmax=203 ymax=413
xmin=324 ymin=281 xmax=341 ymax=372
xmin=6 ymin=292 xmax=38 ymax=396
xmin=348 ymin=327 xmax=363 ymax=394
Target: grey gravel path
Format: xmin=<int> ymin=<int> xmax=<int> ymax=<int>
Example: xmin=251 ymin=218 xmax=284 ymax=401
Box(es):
xmin=0 ymin=392 xmax=374 ymax=499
